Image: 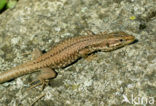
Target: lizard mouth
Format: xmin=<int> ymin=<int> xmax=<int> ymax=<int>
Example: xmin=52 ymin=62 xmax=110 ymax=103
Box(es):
xmin=125 ymin=35 xmax=136 ymax=45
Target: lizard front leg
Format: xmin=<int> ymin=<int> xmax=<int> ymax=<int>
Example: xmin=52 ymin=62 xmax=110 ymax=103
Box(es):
xmin=79 ymin=46 xmax=97 ymax=61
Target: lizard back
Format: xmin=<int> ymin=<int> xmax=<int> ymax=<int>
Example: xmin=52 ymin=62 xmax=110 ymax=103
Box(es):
xmin=0 ymin=32 xmax=135 ymax=83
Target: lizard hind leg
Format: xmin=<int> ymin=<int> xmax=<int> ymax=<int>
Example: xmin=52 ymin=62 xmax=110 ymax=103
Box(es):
xmin=29 ymin=68 xmax=57 ymax=90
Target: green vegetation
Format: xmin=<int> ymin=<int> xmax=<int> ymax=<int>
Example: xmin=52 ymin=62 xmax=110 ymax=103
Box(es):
xmin=0 ymin=0 xmax=17 ymax=12
xmin=7 ymin=0 xmax=17 ymax=9
xmin=0 ymin=0 xmax=7 ymax=11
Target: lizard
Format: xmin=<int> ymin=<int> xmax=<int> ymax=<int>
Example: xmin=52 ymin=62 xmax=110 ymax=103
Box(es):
xmin=0 ymin=31 xmax=135 ymax=88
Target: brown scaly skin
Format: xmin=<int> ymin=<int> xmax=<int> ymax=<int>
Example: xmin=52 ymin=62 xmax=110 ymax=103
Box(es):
xmin=0 ymin=31 xmax=135 ymax=86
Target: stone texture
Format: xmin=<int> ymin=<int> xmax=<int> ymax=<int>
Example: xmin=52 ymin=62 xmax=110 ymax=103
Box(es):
xmin=0 ymin=0 xmax=155 ymax=106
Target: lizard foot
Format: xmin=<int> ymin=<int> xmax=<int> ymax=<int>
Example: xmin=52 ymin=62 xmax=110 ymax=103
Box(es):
xmin=28 ymin=68 xmax=57 ymax=90
xmin=28 ymin=79 xmax=49 ymax=91
xmin=31 ymin=93 xmax=45 ymax=106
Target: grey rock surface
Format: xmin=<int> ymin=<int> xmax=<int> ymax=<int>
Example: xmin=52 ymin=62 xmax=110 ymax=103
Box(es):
xmin=0 ymin=0 xmax=155 ymax=106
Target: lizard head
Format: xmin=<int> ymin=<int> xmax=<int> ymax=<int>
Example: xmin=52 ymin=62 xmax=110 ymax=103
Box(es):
xmin=93 ymin=31 xmax=136 ymax=51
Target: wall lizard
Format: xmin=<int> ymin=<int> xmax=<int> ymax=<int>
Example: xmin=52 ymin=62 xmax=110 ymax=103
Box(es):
xmin=0 ymin=31 xmax=135 ymax=87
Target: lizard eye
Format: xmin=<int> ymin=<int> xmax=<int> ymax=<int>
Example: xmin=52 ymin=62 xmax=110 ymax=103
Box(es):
xmin=120 ymin=39 xmax=123 ymax=42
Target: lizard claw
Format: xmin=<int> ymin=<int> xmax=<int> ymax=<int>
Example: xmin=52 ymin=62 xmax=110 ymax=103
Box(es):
xmin=27 ymin=79 xmax=49 ymax=91
xmin=27 ymin=68 xmax=57 ymax=91
xmin=40 ymin=79 xmax=49 ymax=90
